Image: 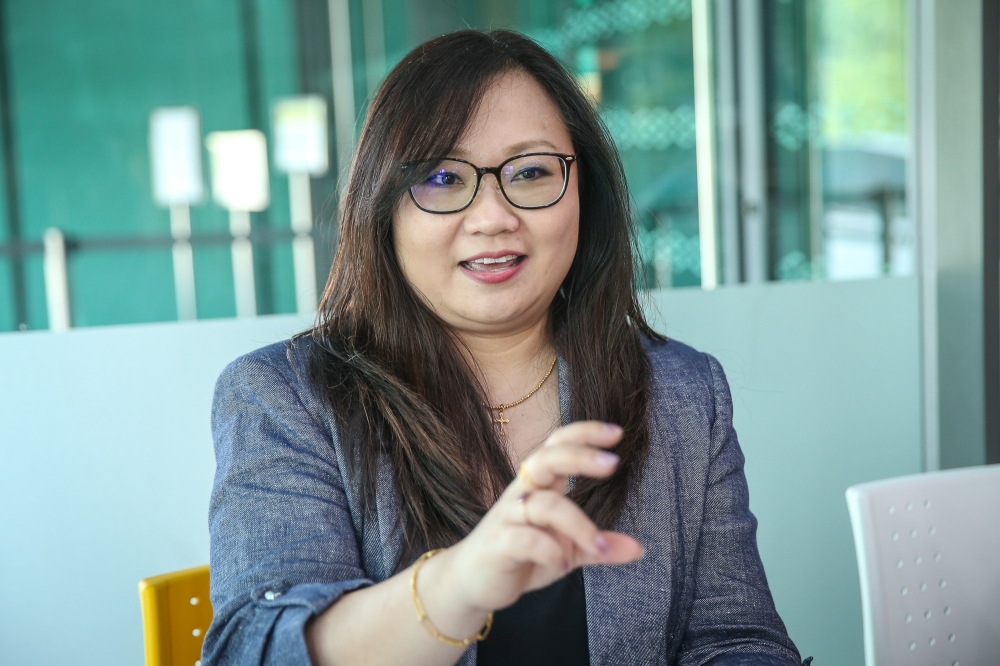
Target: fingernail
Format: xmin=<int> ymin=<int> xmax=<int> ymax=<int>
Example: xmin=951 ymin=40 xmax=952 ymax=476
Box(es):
xmin=605 ymin=423 xmax=623 ymax=433
xmin=595 ymin=452 xmax=619 ymax=466
xmin=562 ymin=558 xmax=570 ymax=572
xmin=594 ymin=534 xmax=610 ymax=553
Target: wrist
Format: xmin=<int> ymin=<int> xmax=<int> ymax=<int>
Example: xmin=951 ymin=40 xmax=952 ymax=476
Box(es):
xmin=413 ymin=547 xmax=492 ymax=640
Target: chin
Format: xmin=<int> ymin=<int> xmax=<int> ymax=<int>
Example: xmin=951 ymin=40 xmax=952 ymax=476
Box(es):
xmin=457 ymin=303 xmax=535 ymax=330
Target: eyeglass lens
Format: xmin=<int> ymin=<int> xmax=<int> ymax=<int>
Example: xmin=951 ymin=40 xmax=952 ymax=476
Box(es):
xmin=409 ymin=154 xmax=568 ymax=213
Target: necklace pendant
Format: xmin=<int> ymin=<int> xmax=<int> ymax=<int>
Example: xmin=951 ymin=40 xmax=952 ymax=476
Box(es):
xmin=493 ymin=410 xmax=510 ymax=436
xmin=487 ymin=355 xmax=556 ymax=439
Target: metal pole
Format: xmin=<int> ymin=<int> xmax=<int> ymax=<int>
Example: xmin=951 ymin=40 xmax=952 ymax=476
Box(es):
xmin=804 ymin=0 xmax=824 ymax=276
xmin=692 ymin=0 xmax=719 ymax=290
xmin=328 ymin=0 xmax=356 ymax=177
xmin=42 ymin=227 xmax=71 ymax=331
xmin=169 ymin=205 xmax=197 ymax=320
xmin=913 ymin=0 xmax=939 ymax=472
xmin=289 ymin=172 xmax=318 ymax=315
xmin=737 ymin=0 xmax=769 ymax=283
xmin=713 ymin=0 xmax=741 ymax=285
xmin=229 ymin=209 xmax=257 ymax=318
xmin=983 ymin=0 xmax=1000 ymax=464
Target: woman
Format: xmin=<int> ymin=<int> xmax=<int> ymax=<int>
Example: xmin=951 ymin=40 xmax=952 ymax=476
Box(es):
xmin=204 ymin=29 xmax=804 ymax=666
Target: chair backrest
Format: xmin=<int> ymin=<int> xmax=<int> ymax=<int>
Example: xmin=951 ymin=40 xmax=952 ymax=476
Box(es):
xmin=138 ymin=564 xmax=212 ymax=666
xmin=846 ymin=465 xmax=1000 ymax=666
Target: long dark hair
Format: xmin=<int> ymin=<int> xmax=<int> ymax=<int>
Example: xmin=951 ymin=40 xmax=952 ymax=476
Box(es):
xmin=309 ymin=29 xmax=664 ymax=570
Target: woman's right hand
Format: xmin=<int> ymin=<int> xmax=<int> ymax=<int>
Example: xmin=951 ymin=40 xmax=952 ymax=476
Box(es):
xmin=425 ymin=421 xmax=645 ymax=619
xmin=306 ymin=421 xmax=646 ymax=664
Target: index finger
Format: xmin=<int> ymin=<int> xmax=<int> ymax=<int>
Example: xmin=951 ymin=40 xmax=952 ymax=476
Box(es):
xmin=542 ymin=421 xmax=623 ymax=450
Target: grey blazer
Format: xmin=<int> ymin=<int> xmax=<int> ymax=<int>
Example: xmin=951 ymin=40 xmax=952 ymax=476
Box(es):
xmin=203 ymin=335 xmax=804 ymax=666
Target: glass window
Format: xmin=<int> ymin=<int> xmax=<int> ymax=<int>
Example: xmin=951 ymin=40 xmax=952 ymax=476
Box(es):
xmin=758 ymin=0 xmax=909 ymax=282
xmin=0 ymin=0 xmax=909 ymax=332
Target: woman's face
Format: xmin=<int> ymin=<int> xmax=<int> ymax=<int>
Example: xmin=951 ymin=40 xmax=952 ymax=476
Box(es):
xmin=393 ymin=71 xmax=579 ymax=337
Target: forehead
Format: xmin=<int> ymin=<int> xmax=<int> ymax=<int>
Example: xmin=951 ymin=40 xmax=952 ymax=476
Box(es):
xmin=449 ymin=70 xmax=573 ymax=162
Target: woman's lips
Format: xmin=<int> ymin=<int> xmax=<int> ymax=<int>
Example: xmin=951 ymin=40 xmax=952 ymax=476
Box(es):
xmin=459 ymin=255 xmax=527 ymax=284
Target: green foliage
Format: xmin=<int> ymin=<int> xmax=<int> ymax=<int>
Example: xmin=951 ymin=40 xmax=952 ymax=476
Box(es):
xmin=818 ymin=0 xmax=906 ymax=142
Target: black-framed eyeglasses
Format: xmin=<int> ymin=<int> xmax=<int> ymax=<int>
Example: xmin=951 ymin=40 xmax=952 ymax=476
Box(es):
xmin=402 ymin=152 xmax=577 ymax=214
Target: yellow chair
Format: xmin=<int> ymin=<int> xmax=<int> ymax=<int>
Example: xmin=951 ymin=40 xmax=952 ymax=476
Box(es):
xmin=138 ymin=564 xmax=213 ymax=666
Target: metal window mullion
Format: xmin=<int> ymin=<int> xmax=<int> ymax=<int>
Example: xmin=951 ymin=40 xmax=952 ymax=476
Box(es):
xmin=912 ymin=0 xmax=940 ymax=472
xmin=736 ymin=0 xmax=768 ymax=284
xmin=692 ymin=0 xmax=720 ymax=290
xmin=713 ymin=0 xmax=741 ymax=285
xmin=329 ymin=0 xmax=356 ymax=180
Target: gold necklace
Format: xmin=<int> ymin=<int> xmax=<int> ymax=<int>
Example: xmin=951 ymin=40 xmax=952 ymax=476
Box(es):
xmin=488 ymin=355 xmax=557 ymax=436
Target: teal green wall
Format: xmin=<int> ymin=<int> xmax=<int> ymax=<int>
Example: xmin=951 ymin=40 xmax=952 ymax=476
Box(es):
xmin=1 ymin=0 xmax=300 ymax=329
xmin=0 ymin=0 xmax=918 ymax=352
xmin=0 ymin=0 xmax=707 ymax=329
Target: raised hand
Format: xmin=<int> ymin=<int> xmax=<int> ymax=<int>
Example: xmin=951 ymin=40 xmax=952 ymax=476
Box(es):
xmin=439 ymin=421 xmax=646 ymax=615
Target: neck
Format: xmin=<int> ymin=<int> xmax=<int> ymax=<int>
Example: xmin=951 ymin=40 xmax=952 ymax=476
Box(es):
xmin=455 ymin=315 xmax=556 ymax=405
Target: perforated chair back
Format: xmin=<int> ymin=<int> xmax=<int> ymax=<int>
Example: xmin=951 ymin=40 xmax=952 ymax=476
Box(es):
xmin=138 ymin=564 xmax=212 ymax=666
xmin=846 ymin=465 xmax=1000 ymax=666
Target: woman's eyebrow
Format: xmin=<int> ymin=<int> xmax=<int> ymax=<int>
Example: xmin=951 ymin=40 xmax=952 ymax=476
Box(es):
xmin=449 ymin=139 xmax=561 ymax=161
xmin=504 ymin=139 xmax=559 ymax=154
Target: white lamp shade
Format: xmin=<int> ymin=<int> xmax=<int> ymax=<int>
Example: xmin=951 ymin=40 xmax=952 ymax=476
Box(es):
xmin=272 ymin=96 xmax=329 ymax=176
xmin=149 ymin=107 xmax=205 ymax=207
xmin=205 ymin=130 xmax=270 ymax=212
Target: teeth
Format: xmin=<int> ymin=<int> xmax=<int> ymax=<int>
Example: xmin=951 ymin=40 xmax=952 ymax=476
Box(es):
xmin=473 ymin=254 xmax=518 ymax=265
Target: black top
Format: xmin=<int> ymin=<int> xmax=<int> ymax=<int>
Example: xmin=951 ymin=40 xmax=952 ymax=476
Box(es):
xmin=476 ymin=569 xmax=590 ymax=665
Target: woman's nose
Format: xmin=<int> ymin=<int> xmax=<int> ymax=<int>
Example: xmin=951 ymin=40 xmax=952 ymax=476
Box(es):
xmin=462 ymin=174 xmax=520 ymax=234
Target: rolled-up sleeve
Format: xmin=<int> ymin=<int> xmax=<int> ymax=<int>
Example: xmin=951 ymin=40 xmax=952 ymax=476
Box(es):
xmin=677 ymin=355 xmax=803 ymax=666
xmin=202 ymin=349 xmax=373 ymax=666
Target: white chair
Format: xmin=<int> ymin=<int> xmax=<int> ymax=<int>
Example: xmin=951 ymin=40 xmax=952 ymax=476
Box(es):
xmin=846 ymin=465 xmax=1000 ymax=666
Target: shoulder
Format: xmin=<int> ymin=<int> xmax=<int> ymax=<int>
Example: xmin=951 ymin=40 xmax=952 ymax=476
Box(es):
xmin=217 ymin=335 xmax=313 ymax=388
xmin=639 ymin=334 xmax=733 ymax=456
xmin=641 ymin=335 xmax=727 ymax=408
xmin=209 ymin=335 xmax=343 ymax=483
xmin=213 ymin=334 xmax=326 ymax=423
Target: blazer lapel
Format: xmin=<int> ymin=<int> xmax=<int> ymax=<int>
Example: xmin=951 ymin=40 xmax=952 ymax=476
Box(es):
xmin=583 ymin=393 xmax=678 ymax=665
xmin=372 ymin=448 xmax=403 ymax=580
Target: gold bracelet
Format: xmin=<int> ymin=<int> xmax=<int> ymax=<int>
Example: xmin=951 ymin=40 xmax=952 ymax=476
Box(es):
xmin=409 ymin=548 xmax=494 ymax=647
